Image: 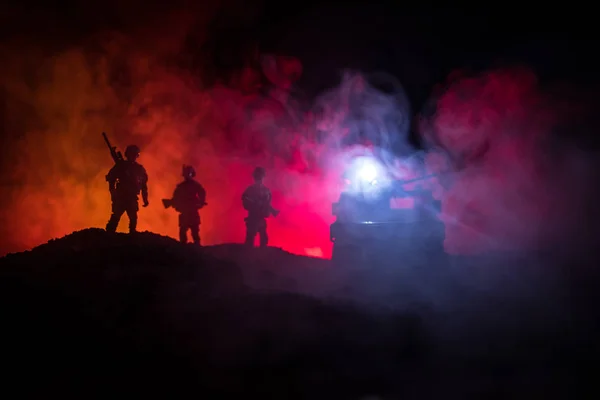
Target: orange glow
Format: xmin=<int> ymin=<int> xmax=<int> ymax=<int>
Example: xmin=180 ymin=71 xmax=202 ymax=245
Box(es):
xmin=5 ymin=33 xmax=573 ymax=260
xmin=0 ymin=18 xmax=431 ymax=260
xmin=0 ymin=33 xmax=366 ymax=259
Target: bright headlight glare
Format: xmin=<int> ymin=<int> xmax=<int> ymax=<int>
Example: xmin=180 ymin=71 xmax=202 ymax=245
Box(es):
xmin=357 ymin=163 xmax=378 ymax=182
xmin=343 ymin=156 xmax=392 ymax=194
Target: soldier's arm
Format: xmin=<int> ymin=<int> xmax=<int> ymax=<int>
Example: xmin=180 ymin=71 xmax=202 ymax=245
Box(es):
xmin=196 ymin=183 xmax=207 ymax=204
xmin=242 ymin=186 xmax=255 ymax=209
xmin=241 ymin=186 xmax=250 ymax=202
xmin=106 ymin=165 xmax=118 ymax=191
xmin=140 ymin=166 xmax=149 ymax=204
xmin=265 ymin=188 xmax=279 ymax=216
xmin=266 ymin=188 xmax=273 ymax=205
xmin=169 ymin=184 xmax=181 ymax=209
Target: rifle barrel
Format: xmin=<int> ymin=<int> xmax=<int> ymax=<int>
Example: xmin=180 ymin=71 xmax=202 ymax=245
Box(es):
xmin=102 ymin=132 xmax=112 ymax=150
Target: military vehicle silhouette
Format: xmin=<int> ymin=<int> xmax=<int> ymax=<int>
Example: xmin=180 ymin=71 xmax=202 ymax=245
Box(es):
xmin=330 ymin=155 xmax=445 ymax=267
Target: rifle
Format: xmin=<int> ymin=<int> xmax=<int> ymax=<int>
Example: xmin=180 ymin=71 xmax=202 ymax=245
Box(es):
xmin=102 ymin=132 xmax=125 ymax=198
xmin=269 ymin=206 xmax=280 ymax=217
xmin=242 ymin=195 xmax=279 ymax=217
xmin=102 ymin=132 xmax=123 ymax=163
xmin=162 ymin=198 xmax=207 ymax=210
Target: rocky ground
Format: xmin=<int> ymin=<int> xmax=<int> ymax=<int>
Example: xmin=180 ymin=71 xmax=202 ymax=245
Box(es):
xmin=1 ymin=228 xmax=598 ymax=399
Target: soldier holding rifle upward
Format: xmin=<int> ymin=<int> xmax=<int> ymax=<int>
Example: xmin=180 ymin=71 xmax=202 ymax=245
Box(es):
xmin=102 ymin=133 xmax=149 ymax=234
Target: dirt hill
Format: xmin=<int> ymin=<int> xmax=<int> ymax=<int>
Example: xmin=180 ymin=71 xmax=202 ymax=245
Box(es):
xmin=0 ymin=228 xmax=598 ymax=398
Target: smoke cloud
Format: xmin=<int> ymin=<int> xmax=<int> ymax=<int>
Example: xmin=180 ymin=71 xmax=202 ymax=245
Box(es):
xmin=0 ymin=5 xmax=414 ymax=259
xmin=422 ymin=67 xmax=600 ymax=256
xmin=2 ymin=4 xmax=598 ymax=261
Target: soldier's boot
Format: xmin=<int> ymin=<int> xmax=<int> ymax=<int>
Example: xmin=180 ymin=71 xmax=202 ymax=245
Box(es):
xmin=191 ymin=225 xmax=201 ymax=246
xmin=129 ymin=216 xmax=138 ymax=234
xmin=106 ymin=214 xmax=120 ymax=233
xmin=179 ymin=226 xmax=188 ymax=244
xmin=259 ymin=228 xmax=268 ymax=248
xmin=245 ymin=227 xmax=256 ymax=247
xmin=125 ymin=208 xmax=138 ymax=234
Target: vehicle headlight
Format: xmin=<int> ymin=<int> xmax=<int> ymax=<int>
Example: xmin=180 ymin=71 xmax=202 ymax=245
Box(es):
xmin=344 ymin=156 xmax=391 ymax=193
xmin=357 ymin=161 xmax=379 ymax=184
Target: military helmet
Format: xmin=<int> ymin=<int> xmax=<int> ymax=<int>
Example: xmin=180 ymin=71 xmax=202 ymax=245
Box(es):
xmin=124 ymin=145 xmax=141 ymax=160
xmin=253 ymin=166 xmax=266 ymax=180
xmin=182 ymin=164 xmax=196 ymax=178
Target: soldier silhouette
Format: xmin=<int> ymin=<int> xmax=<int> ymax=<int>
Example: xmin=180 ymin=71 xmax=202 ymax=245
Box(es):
xmin=242 ymin=167 xmax=279 ymax=247
xmin=105 ymin=144 xmax=149 ymax=233
xmin=163 ymin=165 xmax=207 ymax=245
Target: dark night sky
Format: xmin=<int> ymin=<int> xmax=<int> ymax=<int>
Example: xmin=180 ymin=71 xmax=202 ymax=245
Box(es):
xmin=1 ymin=0 xmax=598 ymax=111
xmin=257 ymin=2 xmax=597 ymax=96
xmin=199 ymin=1 xmax=598 ymax=111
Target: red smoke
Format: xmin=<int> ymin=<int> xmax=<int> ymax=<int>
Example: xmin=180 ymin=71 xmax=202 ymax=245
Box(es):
xmin=5 ymin=5 xmax=593 ymax=259
xmin=2 ymin=2 xmax=430 ymax=260
xmin=422 ymin=67 xmax=595 ymax=255
xmin=0 ymin=21 xmax=358 ymax=259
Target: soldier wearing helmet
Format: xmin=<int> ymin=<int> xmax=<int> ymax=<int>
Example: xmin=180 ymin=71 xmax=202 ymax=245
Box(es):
xmin=105 ymin=144 xmax=149 ymax=234
xmin=242 ymin=166 xmax=279 ymax=247
xmin=164 ymin=165 xmax=207 ymax=245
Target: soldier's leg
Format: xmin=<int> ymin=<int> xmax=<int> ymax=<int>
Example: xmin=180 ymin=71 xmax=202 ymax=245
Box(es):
xmin=244 ymin=219 xmax=257 ymax=246
xmin=191 ymin=224 xmax=200 ymax=245
xmin=178 ymin=214 xmax=188 ymax=244
xmin=179 ymin=227 xmax=188 ymax=244
xmin=125 ymin=202 xmax=139 ymax=233
xmin=106 ymin=202 xmax=125 ymax=232
xmin=258 ymin=219 xmax=268 ymax=247
xmin=190 ymin=212 xmax=201 ymax=245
